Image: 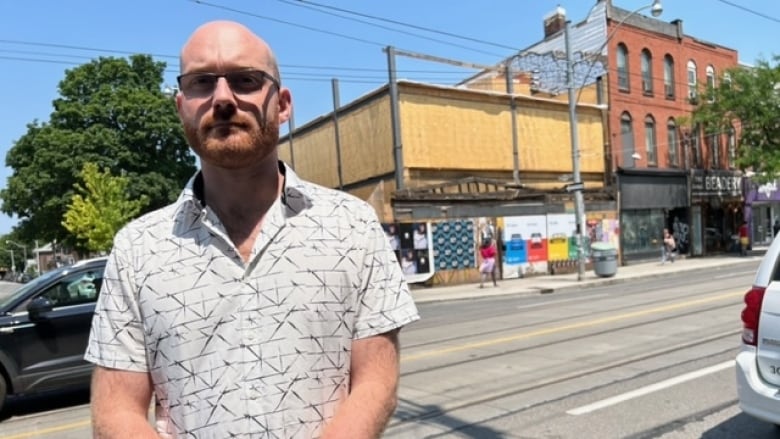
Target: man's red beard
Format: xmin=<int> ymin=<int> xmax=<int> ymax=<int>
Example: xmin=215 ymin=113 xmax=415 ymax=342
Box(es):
xmin=184 ymin=112 xmax=279 ymax=169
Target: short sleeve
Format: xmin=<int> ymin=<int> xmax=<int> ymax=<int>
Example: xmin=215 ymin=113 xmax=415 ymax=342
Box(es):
xmin=353 ymin=215 xmax=420 ymax=339
xmin=84 ymin=232 xmax=149 ymax=372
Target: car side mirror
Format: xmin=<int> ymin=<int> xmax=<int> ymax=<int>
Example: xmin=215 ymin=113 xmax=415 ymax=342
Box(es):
xmin=28 ymin=297 xmax=54 ymax=322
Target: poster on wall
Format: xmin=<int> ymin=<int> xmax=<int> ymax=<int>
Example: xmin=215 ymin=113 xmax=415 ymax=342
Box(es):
xmin=502 ymin=215 xmax=548 ymax=278
xmin=546 ymin=214 xmax=576 ymax=261
xmin=431 ymin=220 xmax=476 ymax=271
xmin=383 ymin=222 xmax=434 ymax=284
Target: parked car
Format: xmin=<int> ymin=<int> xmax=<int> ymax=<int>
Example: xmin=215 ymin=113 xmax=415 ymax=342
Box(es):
xmin=737 ymin=235 xmax=780 ymax=425
xmin=0 ymin=257 xmax=106 ymax=413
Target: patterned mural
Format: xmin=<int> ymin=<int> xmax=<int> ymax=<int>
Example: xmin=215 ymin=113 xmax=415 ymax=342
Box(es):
xmin=432 ymin=220 xmax=476 ymax=270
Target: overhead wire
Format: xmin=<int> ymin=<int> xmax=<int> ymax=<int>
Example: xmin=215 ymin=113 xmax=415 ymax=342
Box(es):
xmin=188 ymin=0 xmax=387 ymax=48
xmin=713 ymin=0 xmax=780 ymax=24
xmin=295 ymin=0 xmax=519 ymax=51
xmin=273 ymin=0 xmax=504 ymax=58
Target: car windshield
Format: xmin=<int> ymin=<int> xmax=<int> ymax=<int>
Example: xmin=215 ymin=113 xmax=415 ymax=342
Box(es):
xmin=0 ymin=267 xmax=70 ymax=310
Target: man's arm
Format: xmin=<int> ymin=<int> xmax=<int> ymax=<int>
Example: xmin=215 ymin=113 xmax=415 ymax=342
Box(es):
xmin=320 ymin=330 xmax=401 ymax=439
xmin=91 ymin=366 xmax=158 ymax=438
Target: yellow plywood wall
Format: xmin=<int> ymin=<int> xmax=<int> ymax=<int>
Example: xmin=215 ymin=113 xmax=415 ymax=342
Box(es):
xmin=338 ymin=96 xmax=395 ymax=184
xmin=399 ymin=91 xmax=605 ymax=174
xmin=278 ymin=96 xmax=394 ymax=189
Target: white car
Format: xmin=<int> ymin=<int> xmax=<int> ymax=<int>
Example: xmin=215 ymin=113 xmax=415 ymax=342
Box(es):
xmin=736 ymin=235 xmax=780 ymax=424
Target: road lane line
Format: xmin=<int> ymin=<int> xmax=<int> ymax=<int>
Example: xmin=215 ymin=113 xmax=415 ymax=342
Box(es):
xmin=566 ymin=360 xmax=735 ymax=415
xmin=402 ymin=290 xmax=742 ymax=363
xmin=0 ymin=419 xmax=91 ymax=439
xmin=516 ymin=294 xmax=609 ymax=310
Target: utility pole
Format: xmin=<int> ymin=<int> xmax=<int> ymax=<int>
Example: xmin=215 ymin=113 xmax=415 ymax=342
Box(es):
xmin=565 ymin=20 xmax=587 ymax=281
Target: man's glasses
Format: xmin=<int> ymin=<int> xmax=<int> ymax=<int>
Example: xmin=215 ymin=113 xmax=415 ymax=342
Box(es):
xmin=176 ymin=70 xmax=280 ymax=96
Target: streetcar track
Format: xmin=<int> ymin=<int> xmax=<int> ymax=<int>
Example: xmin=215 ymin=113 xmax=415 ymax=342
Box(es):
xmin=389 ymin=329 xmax=739 ymax=430
xmin=403 ymin=287 xmax=743 ymax=354
xmin=406 ymin=275 xmax=749 ymax=349
xmin=401 ymin=301 xmax=738 ymax=375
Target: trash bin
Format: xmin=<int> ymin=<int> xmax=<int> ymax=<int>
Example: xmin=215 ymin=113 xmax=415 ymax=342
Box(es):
xmin=591 ymin=242 xmax=618 ymax=278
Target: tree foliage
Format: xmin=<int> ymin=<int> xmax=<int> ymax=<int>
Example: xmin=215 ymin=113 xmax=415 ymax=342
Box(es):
xmin=2 ymin=55 xmax=196 ymax=245
xmin=692 ymin=56 xmax=780 ymax=182
xmin=63 ymin=163 xmax=147 ymax=253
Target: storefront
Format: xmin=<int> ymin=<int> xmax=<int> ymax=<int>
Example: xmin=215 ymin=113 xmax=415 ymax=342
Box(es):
xmin=690 ymin=170 xmax=743 ymax=255
xmin=744 ymin=178 xmax=780 ymax=246
xmin=617 ymin=169 xmax=688 ymax=263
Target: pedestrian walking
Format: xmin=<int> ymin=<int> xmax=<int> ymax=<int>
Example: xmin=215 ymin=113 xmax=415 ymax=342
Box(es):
xmin=479 ymin=239 xmax=498 ymax=288
xmin=86 ymin=20 xmax=419 ymax=439
xmin=661 ymin=228 xmax=676 ymax=264
xmin=739 ymin=220 xmax=749 ymax=256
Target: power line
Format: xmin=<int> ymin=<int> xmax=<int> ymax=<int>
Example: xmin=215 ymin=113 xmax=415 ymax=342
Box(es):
xmin=0 ymin=39 xmax=177 ymax=59
xmin=296 ymin=0 xmax=518 ymax=51
xmin=0 ymin=41 xmax=474 ymax=74
xmin=273 ymin=0 xmax=504 ymax=58
xmin=714 ymin=0 xmax=780 ymax=24
xmin=189 ymin=0 xmax=386 ymax=48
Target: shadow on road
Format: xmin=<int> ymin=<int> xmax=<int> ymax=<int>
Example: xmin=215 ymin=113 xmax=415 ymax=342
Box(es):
xmin=0 ymin=387 xmax=89 ymax=421
xmin=393 ymin=397 xmax=507 ymax=438
xmin=701 ymin=412 xmax=778 ymax=439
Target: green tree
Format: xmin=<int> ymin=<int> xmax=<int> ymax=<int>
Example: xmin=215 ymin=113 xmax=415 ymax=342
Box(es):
xmin=63 ymin=163 xmax=148 ymax=253
xmin=2 ymin=55 xmax=196 ymax=245
xmin=692 ymin=56 xmax=780 ymax=182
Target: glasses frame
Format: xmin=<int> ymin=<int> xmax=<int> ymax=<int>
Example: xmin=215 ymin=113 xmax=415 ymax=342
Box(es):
xmin=176 ymin=69 xmax=280 ymax=96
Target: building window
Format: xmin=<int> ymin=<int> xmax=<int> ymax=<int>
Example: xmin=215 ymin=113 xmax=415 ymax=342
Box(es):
xmin=706 ymin=65 xmax=716 ymax=102
xmin=667 ymin=119 xmax=678 ymax=167
xmin=617 ymin=44 xmax=630 ymax=91
xmin=691 ymin=124 xmax=702 ymax=167
xmin=728 ymin=125 xmax=737 ymax=168
xmin=707 ymin=130 xmax=721 ymax=168
xmin=664 ymin=55 xmax=675 ymax=99
xmin=723 ymin=72 xmax=732 ymax=89
xmin=645 ymin=116 xmax=657 ymax=166
xmin=621 ymin=112 xmax=635 ymax=167
xmin=687 ymin=60 xmax=698 ymax=103
xmin=641 ymin=49 xmax=653 ymax=95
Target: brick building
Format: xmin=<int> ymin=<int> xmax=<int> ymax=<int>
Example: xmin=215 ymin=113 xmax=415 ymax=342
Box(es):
xmin=466 ymin=0 xmax=739 ymax=261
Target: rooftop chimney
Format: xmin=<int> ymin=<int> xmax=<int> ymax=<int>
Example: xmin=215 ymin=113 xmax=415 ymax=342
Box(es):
xmin=544 ymin=5 xmax=567 ymax=38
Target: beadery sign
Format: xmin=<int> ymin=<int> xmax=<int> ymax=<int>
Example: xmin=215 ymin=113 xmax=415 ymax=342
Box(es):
xmin=691 ymin=170 xmax=742 ymax=198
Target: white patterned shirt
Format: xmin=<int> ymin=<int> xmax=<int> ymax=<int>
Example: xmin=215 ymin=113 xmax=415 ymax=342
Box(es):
xmin=85 ymin=162 xmax=420 ymax=438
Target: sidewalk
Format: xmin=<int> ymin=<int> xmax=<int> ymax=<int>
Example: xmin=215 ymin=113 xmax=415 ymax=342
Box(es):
xmin=411 ymin=249 xmax=767 ymax=304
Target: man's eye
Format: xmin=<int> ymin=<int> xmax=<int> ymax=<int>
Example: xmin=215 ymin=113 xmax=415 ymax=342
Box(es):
xmin=230 ymin=74 xmax=262 ymax=90
xmin=191 ymin=75 xmax=215 ymax=86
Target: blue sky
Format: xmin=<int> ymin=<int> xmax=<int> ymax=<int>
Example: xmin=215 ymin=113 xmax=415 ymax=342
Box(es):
xmin=0 ymin=0 xmax=778 ymax=235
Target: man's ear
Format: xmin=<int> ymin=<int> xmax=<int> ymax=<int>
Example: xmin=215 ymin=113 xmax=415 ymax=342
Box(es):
xmin=278 ymin=87 xmax=293 ymax=125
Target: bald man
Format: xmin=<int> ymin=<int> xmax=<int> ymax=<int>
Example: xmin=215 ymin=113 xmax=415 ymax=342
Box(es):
xmin=86 ymin=21 xmax=419 ymax=438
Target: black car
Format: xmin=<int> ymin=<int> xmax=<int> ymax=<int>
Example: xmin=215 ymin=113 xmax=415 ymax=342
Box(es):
xmin=0 ymin=257 xmax=106 ymax=412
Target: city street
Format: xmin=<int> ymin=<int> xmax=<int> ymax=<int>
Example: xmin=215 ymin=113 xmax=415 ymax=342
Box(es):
xmin=0 ymin=259 xmax=775 ymax=438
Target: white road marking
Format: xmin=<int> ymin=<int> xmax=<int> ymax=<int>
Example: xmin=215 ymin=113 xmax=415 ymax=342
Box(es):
xmin=713 ymin=270 xmax=756 ymax=280
xmin=566 ymin=360 xmax=735 ymax=415
xmin=516 ymin=294 xmax=609 ymax=310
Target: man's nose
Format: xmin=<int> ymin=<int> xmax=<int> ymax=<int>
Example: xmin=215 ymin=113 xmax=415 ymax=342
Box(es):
xmin=212 ymin=77 xmax=237 ymax=107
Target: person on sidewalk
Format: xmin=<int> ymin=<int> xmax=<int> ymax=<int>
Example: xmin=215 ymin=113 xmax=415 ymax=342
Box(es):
xmin=662 ymin=228 xmax=676 ymax=264
xmin=479 ymin=239 xmax=498 ymax=288
xmin=739 ymin=220 xmax=749 ymax=256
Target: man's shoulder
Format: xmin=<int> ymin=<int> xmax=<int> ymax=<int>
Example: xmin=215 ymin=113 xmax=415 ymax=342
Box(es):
xmin=117 ymin=202 xmax=180 ymax=237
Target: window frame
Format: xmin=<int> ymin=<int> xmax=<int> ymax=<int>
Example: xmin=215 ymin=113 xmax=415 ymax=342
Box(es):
xmin=617 ymin=43 xmax=630 ymax=92
xmin=645 ymin=115 xmax=658 ymax=166
xmin=663 ymin=54 xmax=675 ymax=100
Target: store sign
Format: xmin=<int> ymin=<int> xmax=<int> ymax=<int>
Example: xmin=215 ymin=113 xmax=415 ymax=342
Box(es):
xmin=758 ymin=181 xmax=778 ymax=198
xmin=691 ymin=170 xmax=742 ymax=197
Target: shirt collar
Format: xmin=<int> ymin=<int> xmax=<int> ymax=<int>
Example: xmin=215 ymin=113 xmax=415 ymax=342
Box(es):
xmin=173 ymin=161 xmax=312 ymax=219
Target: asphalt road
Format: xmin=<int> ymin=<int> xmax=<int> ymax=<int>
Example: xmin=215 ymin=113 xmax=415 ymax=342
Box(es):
xmin=0 ymin=260 xmax=773 ymax=438
xmin=386 ymin=259 xmax=769 ymax=438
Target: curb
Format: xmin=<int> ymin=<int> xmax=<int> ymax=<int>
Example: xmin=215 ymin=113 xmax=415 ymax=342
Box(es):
xmin=412 ymin=258 xmax=761 ymax=304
